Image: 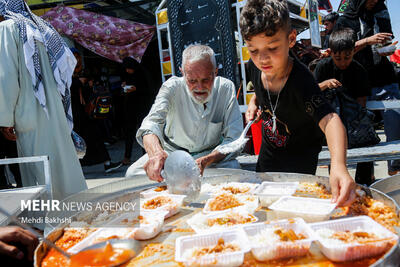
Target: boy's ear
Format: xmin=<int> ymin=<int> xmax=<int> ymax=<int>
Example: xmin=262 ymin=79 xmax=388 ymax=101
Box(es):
xmin=288 ymin=29 xmax=297 ymax=49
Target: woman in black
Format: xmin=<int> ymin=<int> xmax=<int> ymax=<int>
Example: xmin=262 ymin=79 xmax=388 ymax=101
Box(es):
xmin=121 ymin=57 xmax=149 ymax=165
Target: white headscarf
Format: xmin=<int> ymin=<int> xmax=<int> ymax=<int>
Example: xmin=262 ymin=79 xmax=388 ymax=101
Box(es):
xmin=0 ymin=0 xmax=77 ymax=130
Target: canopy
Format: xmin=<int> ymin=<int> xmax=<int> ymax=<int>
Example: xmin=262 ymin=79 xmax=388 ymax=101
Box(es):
xmin=42 ymin=6 xmax=155 ymax=63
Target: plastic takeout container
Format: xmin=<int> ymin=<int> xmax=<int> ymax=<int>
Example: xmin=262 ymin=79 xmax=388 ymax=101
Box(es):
xmin=109 ymin=211 xmax=167 ymax=240
xmin=268 ymin=196 xmax=336 ymax=222
xmin=67 ymin=227 xmax=135 ymax=254
xmin=141 ymin=193 xmax=186 ymax=218
xmin=243 ymin=218 xmax=315 ymax=261
xmin=254 ymin=182 xmax=298 ymax=207
xmin=187 ymin=208 xmax=258 ymax=234
xmin=140 ymin=186 xmax=169 ymax=199
xmin=203 ymin=193 xmax=259 ymax=215
xmin=67 ymin=210 xmax=168 ymax=253
xmin=217 ymin=182 xmax=259 ymax=195
xmin=310 ymin=216 xmax=399 ymax=262
xmin=175 ymin=229 xmax=251 ymax=267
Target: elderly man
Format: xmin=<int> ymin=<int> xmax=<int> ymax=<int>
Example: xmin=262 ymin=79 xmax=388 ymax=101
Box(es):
xmin=126 ymin=45 xmax=243 ymax=181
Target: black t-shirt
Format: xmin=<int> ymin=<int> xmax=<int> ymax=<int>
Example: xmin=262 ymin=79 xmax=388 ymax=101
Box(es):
xmin=314 ymin=57 xmax=370 ymax=99
xmin=248 ymin=57 xmax=334 ymax=174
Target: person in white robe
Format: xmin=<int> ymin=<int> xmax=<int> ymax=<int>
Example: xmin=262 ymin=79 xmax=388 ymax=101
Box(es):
xmin=0 ymin=0 xmax=87 ymax=200
xmin=126 ymin=45 xmax=243 ymax=181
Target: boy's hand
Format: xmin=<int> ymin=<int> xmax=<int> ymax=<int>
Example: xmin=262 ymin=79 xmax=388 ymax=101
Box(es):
xmin=319 ymin=79 xmax=342 ymax=91
xmin=246 ymin=102 xmax=261 ymax=123
xmin=329 ymin=166 xmax=356 ymax=207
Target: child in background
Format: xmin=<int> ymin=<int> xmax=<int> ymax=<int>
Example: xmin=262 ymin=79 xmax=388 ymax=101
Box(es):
xmin=314 ymin=28 xmax=374 ymax=186
xmin=240 ymin=0 xmax=355 ymax=206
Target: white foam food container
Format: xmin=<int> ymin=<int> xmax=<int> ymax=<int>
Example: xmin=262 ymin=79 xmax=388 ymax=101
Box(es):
xmin=140 ymin=186 xmax=169 ymax=199
xmin=243 ymin=218 xmax=315 ymax=261
xmin=310 ymin=216 xmax=399 ymax=262
xmin=254 ymin=181 xmax=298 ymax=207
xmin=140 ymin=193 xmax=186 ymax=218
xmin=187 ymin=208 xmax=258 ymax=234
xmin=203 ymin=193 xmax=259 ymax=215
xmin=268 ymin=196 xmax=336 ymax=223
xmin=175 ymin=229 xmax=251 ymax=267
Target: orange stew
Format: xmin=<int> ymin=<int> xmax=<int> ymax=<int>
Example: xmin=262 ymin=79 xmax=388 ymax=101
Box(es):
xmin=69 ymin=242 xmax=135 ymax=267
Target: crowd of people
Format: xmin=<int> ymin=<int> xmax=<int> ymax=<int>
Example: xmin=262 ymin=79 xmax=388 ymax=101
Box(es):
xmin=0 ymin=0 xmax=399 ymax=264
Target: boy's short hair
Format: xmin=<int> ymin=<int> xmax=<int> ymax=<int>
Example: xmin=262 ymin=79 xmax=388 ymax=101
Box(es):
xmin=329 ymin=28 xmax=356 ymax=53
xmin=322 ymin=12 xmax=339 ymax=24
xmin=239 ymin=0 xmax=291 ymax=41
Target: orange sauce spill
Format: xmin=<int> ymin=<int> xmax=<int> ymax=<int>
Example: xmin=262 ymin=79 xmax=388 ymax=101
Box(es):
xmin=69 ymin=242 xmax=135 ymax=267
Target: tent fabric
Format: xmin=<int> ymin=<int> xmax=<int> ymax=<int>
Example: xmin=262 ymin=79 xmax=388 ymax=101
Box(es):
xmin=42 ymin=6 xmax=155 ymax=63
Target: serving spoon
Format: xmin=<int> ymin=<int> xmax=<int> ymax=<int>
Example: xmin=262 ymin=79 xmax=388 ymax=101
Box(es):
xmin=216 ymin=119 xmax=255 ymax=154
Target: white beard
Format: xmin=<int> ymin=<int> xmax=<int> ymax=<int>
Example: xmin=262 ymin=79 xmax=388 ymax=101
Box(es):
xmin=186 ymin=86 xmax=211 ymax=105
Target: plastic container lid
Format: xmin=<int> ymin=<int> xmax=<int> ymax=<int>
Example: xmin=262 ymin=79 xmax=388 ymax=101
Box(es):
xmin=310 ymin=215 xmax=399 ymax=262
xmin=187 ymin=208 xmax=258 ymax=234
xmin=268 ymin=196 xmax=336 ymax=223
xmin=175 ymin=229 xmax=251 ymax=267
xmin=243 ymin=218 xmax=315 ymax=261
xmin=254 ymin=182 xmax=298 ymax=207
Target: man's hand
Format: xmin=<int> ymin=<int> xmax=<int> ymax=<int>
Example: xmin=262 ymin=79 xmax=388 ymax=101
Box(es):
xmin=0 ymin=226 xmax=38 ymax=261
xmin=196 ymin=156 xmax=210 ymax=176
xmin=319 ymin=79 xmax=342 ymax=91
xmin=196 ymin=150 xmax=226 ymax=176
xmin=0 ymin=127 xmax=16 ymax=141
xmin=367 ymin=33 xmax=393 ymax=46
xmin=143 ymin=150 xmax=168 ymax=182
xmin=329 ymin=166 xmax=356 ymax=207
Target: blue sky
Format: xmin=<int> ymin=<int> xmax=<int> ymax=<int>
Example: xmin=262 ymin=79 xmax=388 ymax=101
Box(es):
xmin=299 ymin=0 xmax=400 ymax=41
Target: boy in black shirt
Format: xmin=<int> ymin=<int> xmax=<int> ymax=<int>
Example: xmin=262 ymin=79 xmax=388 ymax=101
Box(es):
xmin=314 ymin=28 xmax=374 ymax=185
xmin=240 ymin=0 xmax=355 ymax=206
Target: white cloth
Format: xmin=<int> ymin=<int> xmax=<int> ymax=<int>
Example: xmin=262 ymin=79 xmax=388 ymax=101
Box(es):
xmin=127 ymin=76 xmax=243 ymax=177
xmin=0 ymin=20 xmax=87 ymax=200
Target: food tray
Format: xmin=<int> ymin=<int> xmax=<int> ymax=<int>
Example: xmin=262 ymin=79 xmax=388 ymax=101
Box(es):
xmin=269 ymin=196 xmax=336 ymax=222
xmin=254 ymin=182 xmax=298 ymax=207
xmin=203 ymin=193 xmax=259 ymax=215
xmin=187 ymin=208 xmax=258 ymax=234
xmin=175 ymin=229 xmax=251 ymax=267
xmin=140 ymin=193 xmax=186 ymax=218
xmin=243 ymin=218 xmax=315 ymax=261
xmin=310 ymin=216 xmax=399 ymax=262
